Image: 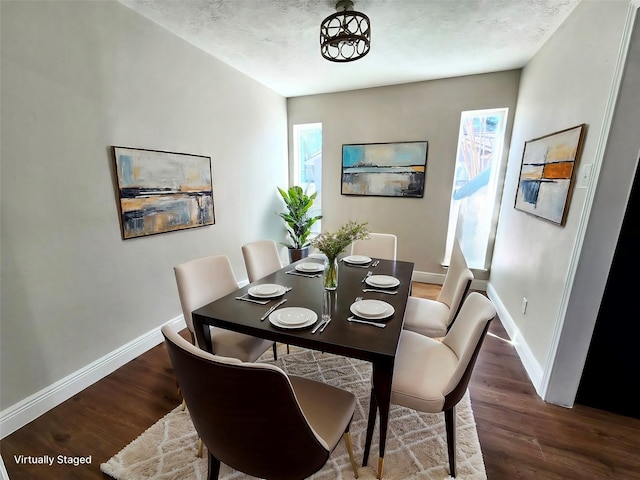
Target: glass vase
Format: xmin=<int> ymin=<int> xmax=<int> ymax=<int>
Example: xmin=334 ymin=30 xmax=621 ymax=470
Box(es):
xmin=323 ymin=256 xmax=339 ymax=290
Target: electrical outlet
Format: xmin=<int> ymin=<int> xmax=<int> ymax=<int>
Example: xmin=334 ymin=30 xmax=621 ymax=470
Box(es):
xmin=521 ymin=297 xmax=528 ymax=315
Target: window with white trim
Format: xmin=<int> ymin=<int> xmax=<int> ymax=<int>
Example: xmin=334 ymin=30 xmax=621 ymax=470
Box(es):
xmin=445 ymin=109 xmax=508 ymax=269
xmin=292 ymin=123 xmax=322 ymax=232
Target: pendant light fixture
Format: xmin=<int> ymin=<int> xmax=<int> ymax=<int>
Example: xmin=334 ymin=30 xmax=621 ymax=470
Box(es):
xmin=320 ymin=0 xmax=371 ymax=62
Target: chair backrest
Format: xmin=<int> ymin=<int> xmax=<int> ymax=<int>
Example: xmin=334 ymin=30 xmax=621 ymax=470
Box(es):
xmin=174 ymin=255 xmax=238 ymax=335
xmin=437 ymin=239 xmax=474 ymax=327
xmin=350 ymin=232 xmax=397 ymax=260
xmin=241 ymin=239 xmax=283 ymax=283
xmin=441 ymin=292 xmax=496 ymax=408
xmin=161 ymin=324 xmax=331 ymax=480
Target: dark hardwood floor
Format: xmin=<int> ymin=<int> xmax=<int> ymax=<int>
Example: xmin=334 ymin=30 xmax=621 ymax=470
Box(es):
xmin=2 ymin=283 xmax=639 ymax=479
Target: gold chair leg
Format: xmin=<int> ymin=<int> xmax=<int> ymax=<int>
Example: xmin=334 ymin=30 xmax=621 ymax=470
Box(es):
xmin=377 ymin=457 xmax=384 ymax=479
xmin=343 ymin=432 xmax=359 ymax=478
xmin=197 ymin=438 xmax=203 ymax=458
xmin=181 ymin=399 xmax=186 ymax=411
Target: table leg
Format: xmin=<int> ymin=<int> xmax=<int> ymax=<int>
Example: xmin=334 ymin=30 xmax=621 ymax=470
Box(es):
xmin=192 ymin=314 xmax=213 ymax=353
xmin=362 ymin=387 xmax=378 ymax=466
xmin=364 ymin=358 xmax=394 ymax=479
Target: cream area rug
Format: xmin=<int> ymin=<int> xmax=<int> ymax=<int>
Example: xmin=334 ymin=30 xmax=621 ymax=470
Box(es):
xmin=101 ymin=347 xmax=486 ymax=480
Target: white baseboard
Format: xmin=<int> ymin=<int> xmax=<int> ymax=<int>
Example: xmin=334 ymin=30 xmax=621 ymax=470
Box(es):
xmin=0 ymin=316 xmax=186 ymax=440
xmin=486 ymin=283 xmax=544 ymax=395
xmin=412 ymin=270 xmax=446 ymax=284
xmin=0 ymin=455 xmax=9 ymax=480
xmin=412 ymin=270 xmax=488 ymax=292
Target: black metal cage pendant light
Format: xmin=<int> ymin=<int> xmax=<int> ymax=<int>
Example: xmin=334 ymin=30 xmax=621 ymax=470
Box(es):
xmin=320 ymin=0 xmax=371 ymax=62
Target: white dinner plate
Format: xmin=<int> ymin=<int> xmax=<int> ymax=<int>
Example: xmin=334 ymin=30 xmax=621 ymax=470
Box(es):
xmin=350 ymin=300 xmax=395 ymax=319
xmin=269 ymin=307 xmax=318 ymax=329
xmin=248 ymin=284 xmax=287 ymax=298
xmin=343 ymin=255 xmax=372 ymax=265
xmin=295 ymin=262 xmax=324 ymax=273
xmin=365 ymin=275 xmax=400 ymax=288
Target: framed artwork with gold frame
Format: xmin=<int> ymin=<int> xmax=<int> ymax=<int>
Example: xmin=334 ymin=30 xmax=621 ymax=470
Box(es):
xmin=112 ymin=146 xmax=215 ymax=239
xmin=514 ymin=124 xmax=586 ymax=225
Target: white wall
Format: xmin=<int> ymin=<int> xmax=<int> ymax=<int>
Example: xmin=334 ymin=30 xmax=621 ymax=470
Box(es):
xmin=488 ymin=0 xmax=634 ymax=402
xmin=287 ymin=71 xmax=521 ymax=282
xmin=546 ymin=4 xmax=640 ymax=406
xmin=0 ymin=1 xmax=287 ymax=411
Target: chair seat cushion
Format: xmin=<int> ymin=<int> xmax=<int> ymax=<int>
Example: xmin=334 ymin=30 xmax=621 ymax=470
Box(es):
xmin=403 ymin=296 xmax=450 ymax=338
xmin=391 ymin=330 xmax=458 ymax=413
xmin=290 ymin=375 xmax=356 ymax=451
xmin=210 ymin=327 xmax=273 ymax=363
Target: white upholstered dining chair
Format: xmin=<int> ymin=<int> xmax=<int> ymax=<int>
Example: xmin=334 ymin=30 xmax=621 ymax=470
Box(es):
xmin=241 ymin=239 xmax=284 ymax=283
xmin=241 ymin=239 xmax=290 ymax=354
xmin=350 ymin=233 xmax=397 ymax=261
xmin=403 ymin=239 xmax=473 ymax=338
xmin=174 ymin=255 xmax=275 ymax=361
xmin=370 ymin=292 xmax=496 ymax=478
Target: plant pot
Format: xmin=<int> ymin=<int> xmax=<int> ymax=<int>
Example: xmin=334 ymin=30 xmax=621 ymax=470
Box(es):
xmin=288 ymin=246 xmax=310 ymax=263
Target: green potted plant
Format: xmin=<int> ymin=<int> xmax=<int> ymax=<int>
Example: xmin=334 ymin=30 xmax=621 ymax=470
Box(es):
xmin=277 ymin=186 xmax=323 ymax=262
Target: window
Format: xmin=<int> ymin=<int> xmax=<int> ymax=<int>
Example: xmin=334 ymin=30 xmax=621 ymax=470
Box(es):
xmin=445 ymin=109 xmax=508 ymax=269
xmin=292 ymin=123 xmax=322 ymax=232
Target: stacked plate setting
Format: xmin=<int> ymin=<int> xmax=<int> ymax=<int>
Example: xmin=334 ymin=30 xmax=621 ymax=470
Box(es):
xmin=350 ymin=299 xmax=395 ymax=320
xmin=365 ymin=275 xmax=400 ymax=289
xmin=342 ymin=255 xmax=371 ymax=265
xmin=295 ymin=262 xmax=324 ymax=273
xmin=269 ymin=307 xmax=318 ymax=329
xmin=248 ymin=284 xmax=288 ymax=298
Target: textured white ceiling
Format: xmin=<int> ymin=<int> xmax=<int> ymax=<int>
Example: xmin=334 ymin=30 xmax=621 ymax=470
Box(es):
xmin=120 ymin=0 xmax=582 ymax=97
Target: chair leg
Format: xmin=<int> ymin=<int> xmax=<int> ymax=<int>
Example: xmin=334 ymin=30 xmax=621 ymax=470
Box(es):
xmin=343 ymin=430 xmax=359 ymax=478
xmin=272 ymin=343 xmax=278 ymax=360
xmin=287 ymin=344 xmax=290 ymax=354
xmin=207 ymin=451 xmax=220 ymax=480
xmin=444 ymin=406 xmax=456 ymax=478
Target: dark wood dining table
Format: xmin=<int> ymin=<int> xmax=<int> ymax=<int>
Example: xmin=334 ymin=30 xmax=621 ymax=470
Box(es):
xmin=192 ymin=256 xmax=414 ymax=479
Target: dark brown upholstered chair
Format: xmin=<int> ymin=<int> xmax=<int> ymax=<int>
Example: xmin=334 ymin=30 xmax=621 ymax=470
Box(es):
xmin=162 ymin=324 xmax=360 ymax=480
xmin=365 ymin=292 xmax=495 ymax=478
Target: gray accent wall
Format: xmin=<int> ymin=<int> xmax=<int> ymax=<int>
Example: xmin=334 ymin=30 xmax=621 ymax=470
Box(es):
xmin=286 ymin=71 xmax=521 ymax=279
xmin=1 ymin=1 xmax=288 ymax=409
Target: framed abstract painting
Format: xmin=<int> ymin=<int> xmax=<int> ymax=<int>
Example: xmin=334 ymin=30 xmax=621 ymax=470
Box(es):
xmin=341 ymin=141 xmax=428 ymax=198
xmin=112 ymin=146 xmax=215 ymax=239
xmin=514 ymin=124 xmax=586 ymax=225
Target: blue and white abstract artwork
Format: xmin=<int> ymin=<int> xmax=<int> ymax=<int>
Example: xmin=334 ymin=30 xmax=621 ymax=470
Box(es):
xmin=341 ymin=142 xmax=428 ymax=198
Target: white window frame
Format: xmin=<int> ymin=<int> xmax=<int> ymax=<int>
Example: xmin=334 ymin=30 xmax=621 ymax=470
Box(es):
xmin=292 ymin=123 xmax=322 ymax=232
xmin=445 ymin=108 xmax=509 ymax=270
